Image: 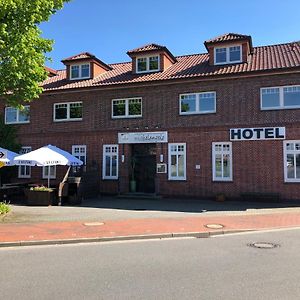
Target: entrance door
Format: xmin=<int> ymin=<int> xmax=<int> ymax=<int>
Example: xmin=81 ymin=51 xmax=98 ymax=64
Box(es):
xmin=131 ymin=144 xmax=156 ymax=193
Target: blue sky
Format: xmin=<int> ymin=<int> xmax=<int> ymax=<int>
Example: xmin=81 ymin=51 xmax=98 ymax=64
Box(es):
xmin=40 ymin=0 xmax=300 ymax=70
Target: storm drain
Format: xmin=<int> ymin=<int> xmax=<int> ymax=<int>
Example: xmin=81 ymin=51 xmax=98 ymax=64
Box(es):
xmin=205 ymin=224 xmax=224 ymax=229
xmin=83 ymin=222 xmax=105 ymax=226
xmin=247 ymin=242 xmax=280 ymax=249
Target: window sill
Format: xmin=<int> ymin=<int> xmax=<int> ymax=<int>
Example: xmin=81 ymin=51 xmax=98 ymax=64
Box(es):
xmin=5 ymin=121 xmax=30 ymax=125
xmin=179 ymin=111 xmax=216 ymax=115
xmin=261 ymin=106 xmax=300 ymax=111
xmin=53 ymin=119 xmax=83 ymax=122
xmin=112 ymin=115 xmax=142 ymax=119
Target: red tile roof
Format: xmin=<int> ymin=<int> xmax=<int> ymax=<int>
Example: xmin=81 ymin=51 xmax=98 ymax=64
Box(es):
xmin=127 ymin=43 xmax=177 ymax=63
xmin=61 ymin=52 xmax=112 ymax=71
xmin=44 ymin=66 xmax=57 ymax=76
xmin=61 ymin=52 xmax=96 ymax=62
xmin=205 ymin=33 xmax=251 ymax=44
xmin=127 ymin=43 xmax=168 ymax=54
xmin=43 ymin=42 xmax=300 ymax=92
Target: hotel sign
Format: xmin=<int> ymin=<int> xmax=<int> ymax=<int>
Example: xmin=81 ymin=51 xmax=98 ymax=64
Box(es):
xmin=230 ymin=127 xmax=286 ymax=141
xmin=118 ymin=131 xmax=168 ymax=144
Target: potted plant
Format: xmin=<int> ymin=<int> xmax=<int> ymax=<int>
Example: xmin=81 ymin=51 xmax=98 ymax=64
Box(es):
xmin=27 ymin=186 xmax=57 ymax=206
xmin=130 ymin=156 xmax=137 ymax=193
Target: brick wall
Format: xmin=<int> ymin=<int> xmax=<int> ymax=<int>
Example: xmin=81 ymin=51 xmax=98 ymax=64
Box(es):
xmin=1 ymin=72 xmax=300 ymax=199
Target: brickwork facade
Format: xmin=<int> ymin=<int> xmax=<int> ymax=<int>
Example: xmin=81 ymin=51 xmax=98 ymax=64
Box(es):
xmin=1 ymin=33 xmax=300 ymax=200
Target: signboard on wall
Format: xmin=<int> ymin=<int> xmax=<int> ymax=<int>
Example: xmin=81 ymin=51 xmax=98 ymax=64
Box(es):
xmin=230 ymin=127 xmax=286 ymax=141
xmin=118 ymin=131 xmax=168 ymax=144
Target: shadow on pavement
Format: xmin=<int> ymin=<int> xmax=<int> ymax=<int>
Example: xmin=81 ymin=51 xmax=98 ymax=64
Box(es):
xmin=79 ymin=196 xmax=300 ymax=213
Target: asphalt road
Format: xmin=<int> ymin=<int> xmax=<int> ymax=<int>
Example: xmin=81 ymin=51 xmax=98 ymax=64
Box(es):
xmin=1 ymin=229 xmax=300 ymax=300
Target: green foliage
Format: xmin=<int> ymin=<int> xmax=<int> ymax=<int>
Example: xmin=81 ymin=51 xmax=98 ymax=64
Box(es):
xmin=0 ymin=115 xmax=20 ymax=183
xmin=0 ymin=201 xmax=10 ymax=214
xmin=30 ymin=186 xmax=53 ymax=192
xmin=0 ymin=0 xmax=70 ymax=107
xmin=0 ymin=114 xmax=20 ymax=152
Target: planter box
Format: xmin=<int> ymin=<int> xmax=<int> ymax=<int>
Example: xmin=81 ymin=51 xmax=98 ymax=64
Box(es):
xmin=27 ymin=190 xmax=57 ymax=206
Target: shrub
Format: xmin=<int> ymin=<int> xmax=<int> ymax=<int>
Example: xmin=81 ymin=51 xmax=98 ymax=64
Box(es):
xmin=0 ymin=201 xmax=10 ymax=215
xmin=30 ymin=186 xmax=53 ymax=192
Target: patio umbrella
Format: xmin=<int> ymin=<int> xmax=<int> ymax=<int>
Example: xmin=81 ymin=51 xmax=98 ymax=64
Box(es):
xmin=0 ymin=147 xmax=18 ymax=166
xmin=14 ymin=144 xmax=83 ymax=187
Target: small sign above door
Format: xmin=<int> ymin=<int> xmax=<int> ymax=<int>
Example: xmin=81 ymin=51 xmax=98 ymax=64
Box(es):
xmin=118 ymin=131 xmax=168 ymax=144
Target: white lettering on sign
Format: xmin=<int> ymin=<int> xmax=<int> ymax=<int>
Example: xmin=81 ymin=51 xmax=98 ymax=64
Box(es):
xmin=118 ymin=132 xmax=168 ymax=144
xmin=230 ymin=127 xmax=286 ymax=141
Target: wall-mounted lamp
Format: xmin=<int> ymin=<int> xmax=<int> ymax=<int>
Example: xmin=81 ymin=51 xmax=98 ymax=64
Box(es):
xmin=160 ymin=154 xmax=164 ymax=163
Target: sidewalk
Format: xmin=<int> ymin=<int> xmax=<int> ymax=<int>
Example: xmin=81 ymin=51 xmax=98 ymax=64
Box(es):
xmin=1 ymin=210 xmax=300 ymax=247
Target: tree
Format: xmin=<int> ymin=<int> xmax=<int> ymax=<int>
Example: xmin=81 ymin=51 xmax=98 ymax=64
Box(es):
xmin=0 ymin=115 xmax=21 ymax=183
xmin=0 ymin=0 xmax=70 ymax=107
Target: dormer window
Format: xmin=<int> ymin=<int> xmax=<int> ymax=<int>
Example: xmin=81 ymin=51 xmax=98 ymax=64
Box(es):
xmin=136 ymin=55 xmax=160 ymax=73
xmin=70 ymin=63 xmax=90 ymax=80
xmin=214 ymin=45 xmax=242 ymax=65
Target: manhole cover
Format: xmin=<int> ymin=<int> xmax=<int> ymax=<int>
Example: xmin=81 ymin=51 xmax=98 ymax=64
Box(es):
xmin=248 ymin=242 xmax=280 ymax=249
xmin=83 ymin=222 xmax=105 ymax=226
xmin=205 ymin=224 xmax=224 ymax=229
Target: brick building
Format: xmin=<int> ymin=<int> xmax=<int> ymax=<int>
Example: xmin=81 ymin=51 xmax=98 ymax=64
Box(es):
xmin=2 ymin=33 xmax=300 ymax=200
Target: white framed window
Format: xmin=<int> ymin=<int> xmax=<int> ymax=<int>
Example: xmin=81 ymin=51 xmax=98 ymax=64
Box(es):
xmin=180 ymin=92 xmax=216 ymax=115
xmin=5 ymin=106 xmax=30 ymax=124
xmin=212 ymin=142 xmax=232 ymax=181
xmin=72 ymin=145 xmax=86 ymax=173
xmin=214 ymin=45 xmax=242 ymax=65
xmin=18 ymin=147 xmax=31 ymax=178
xmin=102 ymin=145 xmax=118 ymax=180
xmin=54 ymin=102 xmax=82 ymax=121
xmin=136 ymin=55 xmax=160 ymax=73
xmin=168 ymin=143 xmax=186 ymax=180
xmin=42 ymin=166 xmax=56 ymax=179
xmin=72 ymin=145 xmax=86 ymax=165
xmin=112 ymin=98 xmax=142 ymax=118
xmin=70 ymin=63 xmax=90 ymax=80
xmin=261 ymin=85 xmax=300 ymax=110
xmin=284 ymin=141 xmax=300 ymax=182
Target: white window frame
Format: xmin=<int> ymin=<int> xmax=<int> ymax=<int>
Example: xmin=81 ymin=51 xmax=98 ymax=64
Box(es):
xmin=70 ymin=63 xmax=90 ymax=80
xmin=212 ymin=142 xmax=233 ymax=181
xmin=18 ymin=146 xmax=32 ymax=178
xmin=283 ymin=140 xmax=300 ymax=183
xmin=136 ymin=55 xmax=160 ymax=73
xmin=42 ymin=166 xmax=56 ymax=179
xmin=179 ymin=92 xmax=216 ymax=115
xmin=53 ymin=101 xmax=83 ymax=122
xmin=5 ymin=106 xmax=30 ymax=124
xmin=214 ymin=45 xmax=242 ymax=65
xmin=168 ymin=143 xmax=186 ymax=181
xmin=260 ymin=85 xmax=300 ymax=110
xmin=102 ymin=144 xmax=119 ymax=180
xmin=111 ymin=97 xmax=142 ymax=118
xmin=72 ymin=145 xmax=87 ymax=165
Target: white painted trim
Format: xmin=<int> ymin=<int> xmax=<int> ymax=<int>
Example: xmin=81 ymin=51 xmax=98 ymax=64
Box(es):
xmin=283 ymin=140 xmax=300 ymax=183
xmin=53 ymin=101 xmax=83 ymax=122
xmin=168 ymin=143 xmax=186 ymax=181
xmin=260 ymin=85 xmax=300 ymax=110
xmin=212 ymin=142 xmax=233 ymax=182
xmin=136 ymin=54 xmax=160 ymax=73
xmin=42 ymin=165 xmax=56 ymax=179
xmin=179 ymin=91 xmax=216 ymax=115
xmin=69 ymin=63 xmax=91 ymax=80
xmin=102 ymin=144 xmax=119 ymax=180
xmin=18 ymin=146 xmax=32 ymax=178
xmin=111 ymin=97 xmax=142 ymax=118
xmin=72 ymin=145 xmax=87 ymax=165
xmin=214 ymin=44 xmax=242 ymax=65
xmin=5 ymin=106 xmax=30 ymax=124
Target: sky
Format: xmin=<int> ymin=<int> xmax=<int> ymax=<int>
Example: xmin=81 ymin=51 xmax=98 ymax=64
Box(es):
xmin=40 ymin=0 xmax=300 ymax=70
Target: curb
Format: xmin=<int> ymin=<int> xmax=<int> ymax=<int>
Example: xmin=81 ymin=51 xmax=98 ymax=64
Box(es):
xmin=0 ymin=229 xmax=255 ymax=248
